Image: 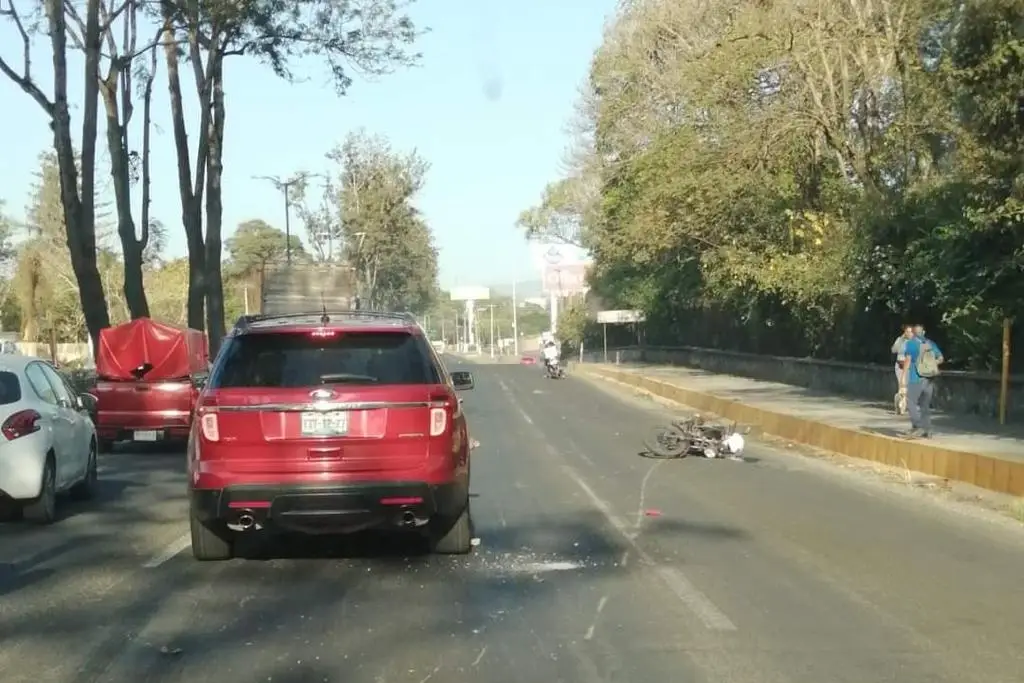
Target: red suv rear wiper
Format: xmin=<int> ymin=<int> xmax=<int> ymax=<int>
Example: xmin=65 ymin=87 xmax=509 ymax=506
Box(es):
xmin=319 ymin=373 xmax=378 ymax=384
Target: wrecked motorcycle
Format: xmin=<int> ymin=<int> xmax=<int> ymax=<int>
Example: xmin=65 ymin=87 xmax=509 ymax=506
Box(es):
xmin=544 ymin=358 xmax=566 ymax=379
xmin=642 ymin=414 xmax=749 ymax=459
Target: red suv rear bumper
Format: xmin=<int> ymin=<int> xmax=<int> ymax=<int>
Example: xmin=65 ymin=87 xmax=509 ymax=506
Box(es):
xmin=189 ymin=480 xmax=467 ymax=534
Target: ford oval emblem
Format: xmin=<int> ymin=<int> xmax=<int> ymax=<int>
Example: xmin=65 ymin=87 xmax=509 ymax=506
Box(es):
xmin=310 ymin=388 xmax=335 ymax=400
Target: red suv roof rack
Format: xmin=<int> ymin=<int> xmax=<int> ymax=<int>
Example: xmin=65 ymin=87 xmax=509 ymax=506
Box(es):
xmin=231 ymin=310 xmax=418 ymax=334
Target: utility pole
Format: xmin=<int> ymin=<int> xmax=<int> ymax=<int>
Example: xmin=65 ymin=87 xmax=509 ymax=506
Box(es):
xmin=489 ymin=304 xmax=495 ymax=359
xmin=254 ymin=172 xmax=323 ymax=265
xmin=512 ymin=280 xmax=519 ymax=356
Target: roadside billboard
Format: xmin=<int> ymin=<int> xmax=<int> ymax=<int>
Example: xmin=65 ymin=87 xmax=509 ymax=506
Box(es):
xmin=528 ymin=242 xmax=590 ymax=273
xmin=542 ymin=263 xmax=588 ymax=296
xmin=450 ymin=286 xmax=491 ymax=301
xmin=596 ymin=309 xmax=645 ymax=324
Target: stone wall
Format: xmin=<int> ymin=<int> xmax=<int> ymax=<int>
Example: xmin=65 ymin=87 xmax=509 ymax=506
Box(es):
xmin=590 ymin=346 xmax=1021 ymax=421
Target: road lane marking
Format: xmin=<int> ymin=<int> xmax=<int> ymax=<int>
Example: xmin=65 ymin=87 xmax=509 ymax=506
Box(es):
xmin=498 ymin=379 xmax=533 ymax=424
xmin=654 ymin=566 xmax=737 ymax=631
xmin=635 ymin=460 xmax=665 ymax=528
xmin=417 ymin=664 xmax=441 ymax=683
xmin=498 ymin=379 xmax=737 ymax=632
xmin=142 ymin=533 xmax=189 ymax=568
xmin=471 ymin=646 xmax=487 ymax=666
xmin=566 ymin=437 xmax=595 ymax=467
xmin=584 ymin=595 xmax=609 ymax=640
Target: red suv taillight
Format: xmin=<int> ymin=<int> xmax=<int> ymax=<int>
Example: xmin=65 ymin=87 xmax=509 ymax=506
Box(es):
xmin=196 ymin=394 xmax=219 ymax=442
xmin=2 ymin=409 xmax=42 ymax=440
xmin=429 ymin=392 xmax=457 ymax=437
xmin=199 ymin=412 xmax=219 ymax=441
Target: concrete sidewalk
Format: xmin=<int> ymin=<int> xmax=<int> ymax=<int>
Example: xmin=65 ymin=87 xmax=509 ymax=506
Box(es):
xmin=576 ymin=362 xmax=1024 ymax=496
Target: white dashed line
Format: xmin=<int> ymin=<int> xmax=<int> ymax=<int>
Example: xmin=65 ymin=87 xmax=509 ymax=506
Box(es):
xmin=141 ymin=533 xmax=190 ymax=568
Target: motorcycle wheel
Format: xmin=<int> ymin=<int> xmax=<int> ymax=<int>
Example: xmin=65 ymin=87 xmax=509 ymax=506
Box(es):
xmin=642 ymin=426 xmax=690 ymax=459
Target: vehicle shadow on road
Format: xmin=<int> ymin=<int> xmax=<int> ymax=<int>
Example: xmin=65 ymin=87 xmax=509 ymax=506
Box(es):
xmin=232 ymin=529 xmax=437 ymax=561
xmin=104 ymin=441 xmax=187 ymax=456
xmin=0 ymin=477 xmax=142 ymax=531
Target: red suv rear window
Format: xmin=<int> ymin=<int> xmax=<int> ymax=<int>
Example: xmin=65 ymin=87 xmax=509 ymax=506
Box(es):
xmin=209 ymin=330 xmax=441 ymax=388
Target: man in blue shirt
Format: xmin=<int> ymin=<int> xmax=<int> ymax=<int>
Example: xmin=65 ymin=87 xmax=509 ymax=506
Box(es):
xmin=899 ymin=324 xmax=944 ymax=438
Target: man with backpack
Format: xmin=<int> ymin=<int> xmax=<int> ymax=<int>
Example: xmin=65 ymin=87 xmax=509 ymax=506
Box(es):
xmin=899 ymin=324 xmax=944 ymax=438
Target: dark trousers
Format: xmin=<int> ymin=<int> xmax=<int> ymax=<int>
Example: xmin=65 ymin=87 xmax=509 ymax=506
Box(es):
xmin=907 ymin=379 xmax=934 ymax=432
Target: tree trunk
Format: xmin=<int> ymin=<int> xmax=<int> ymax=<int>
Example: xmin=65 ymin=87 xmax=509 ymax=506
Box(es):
xmin=162 ymin=19 xmax=207 ymax=330
xmin=46 ymin=0 xmax=111 ymax=346
xmin=100 ymin=77 xmax=150 ymax=319
xmin=204 ymin=54 xmax=227 ymax=353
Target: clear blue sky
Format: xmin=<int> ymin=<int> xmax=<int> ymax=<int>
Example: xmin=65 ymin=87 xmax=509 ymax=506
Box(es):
xmin=0 ymin=0 xmax=615 ymax=290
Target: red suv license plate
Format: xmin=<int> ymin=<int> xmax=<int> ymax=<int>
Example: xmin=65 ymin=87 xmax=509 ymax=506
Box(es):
xmin=301 ymin=411 xmax=349 ymax=436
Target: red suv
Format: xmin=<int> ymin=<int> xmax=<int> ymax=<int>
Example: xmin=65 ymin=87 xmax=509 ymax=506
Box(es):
xmin=187 ymin=311 xmax=475 ymax=560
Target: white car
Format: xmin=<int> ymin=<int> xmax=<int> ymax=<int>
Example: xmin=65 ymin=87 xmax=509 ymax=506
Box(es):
xmin=0 ymin=356 xmax=99 ymax=524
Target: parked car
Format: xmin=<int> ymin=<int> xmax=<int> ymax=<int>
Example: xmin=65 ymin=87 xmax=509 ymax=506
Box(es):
xmin=91 ymin=318 xmax=209 ymax=451
xmin=187 ymin=310 xmax=475 ymax=560
xmin=0 ymin=355 xmax=98 ymax=524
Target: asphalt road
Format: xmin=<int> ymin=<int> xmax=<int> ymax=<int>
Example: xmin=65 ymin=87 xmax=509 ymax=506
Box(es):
xmin=2 ymin=360 xmax=1023 ymax=683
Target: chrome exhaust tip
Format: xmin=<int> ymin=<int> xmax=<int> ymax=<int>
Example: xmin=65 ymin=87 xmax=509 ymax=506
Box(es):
xmin=237 ymin=512 xmax=256 ymax=530
xmin=400 ymin=509 xmax=417 ymax=527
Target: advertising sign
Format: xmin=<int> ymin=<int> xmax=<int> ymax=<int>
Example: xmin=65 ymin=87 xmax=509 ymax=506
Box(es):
xmin=542 ymin=263 xmax=588 ymax=296
xmin=529 ymin=242 xmax=590 ymax=273
xmin=450 ymin=286 xmax=491 ymax=301
xmin=596 ymin=310 xmax=646 ymax=324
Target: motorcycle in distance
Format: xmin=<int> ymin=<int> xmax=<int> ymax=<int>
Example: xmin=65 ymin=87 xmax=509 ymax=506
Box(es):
xmin=544 ymin=357 xmax=566 ymax=379
xmin=643 ymin=414 xmax=749 ymax=459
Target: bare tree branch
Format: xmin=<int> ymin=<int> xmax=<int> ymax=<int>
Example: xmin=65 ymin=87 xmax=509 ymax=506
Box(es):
xmin=0 ymin=0 xmax=56 ymax=113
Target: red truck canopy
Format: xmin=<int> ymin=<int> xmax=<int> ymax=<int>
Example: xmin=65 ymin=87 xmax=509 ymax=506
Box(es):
xmin=96 ymin=318 xmax=208 ymax=381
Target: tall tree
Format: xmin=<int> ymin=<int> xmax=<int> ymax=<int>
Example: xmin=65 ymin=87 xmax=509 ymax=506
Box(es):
xmin=0 ymin=0 xmax=111 ymax=345
xmin=517 ymin=0 xmax=1024 ymax=370
xmin=94 ymin=0 xmax=161 ymax=318
xmin=160 ymin=0 xmax=423 ymax=354
xmin=225 ymin=219 xmax=307 ymax=278
xmin=331 ymin=131 xmax=439 ymax=313
xmin=14 ymin=153 xmax=90 ymax=343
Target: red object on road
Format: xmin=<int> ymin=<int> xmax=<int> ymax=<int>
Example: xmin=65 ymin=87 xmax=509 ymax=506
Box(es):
xmin=93 ymin=318 xmax=209 ymax=450
xmin=521 ymin=356 xmax=537 ymax=365
xmin=97 ymin=317 xmax=208 ymax=381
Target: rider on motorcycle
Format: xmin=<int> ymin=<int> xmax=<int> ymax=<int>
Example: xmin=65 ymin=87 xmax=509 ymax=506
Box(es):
xmin=542 ymin=339 xmax=560 ymax=375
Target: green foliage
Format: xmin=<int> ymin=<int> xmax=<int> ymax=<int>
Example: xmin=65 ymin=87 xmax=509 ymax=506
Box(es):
xmin=14 ymin=152 xmax=87 ymax=342
xmin=557 ymin=299 xmax=596 ymax=348
xmin=185 ymin=0 xmax=422 ymax=93
xmin=324 ymin=130 xmax=439 ymax=314
xmin=518 ymin=0 xmax=1024 ymax=371
xmin=225 ymin=219 xmax=308 ymax=278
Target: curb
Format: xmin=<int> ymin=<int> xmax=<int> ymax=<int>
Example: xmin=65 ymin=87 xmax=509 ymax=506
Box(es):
xmin=579 ymin=365 xmax=1024 ymax=497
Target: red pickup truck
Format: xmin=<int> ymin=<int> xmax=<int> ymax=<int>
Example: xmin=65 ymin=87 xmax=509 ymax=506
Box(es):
xmin=90 ymin=318 xmax=209 ymax=451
